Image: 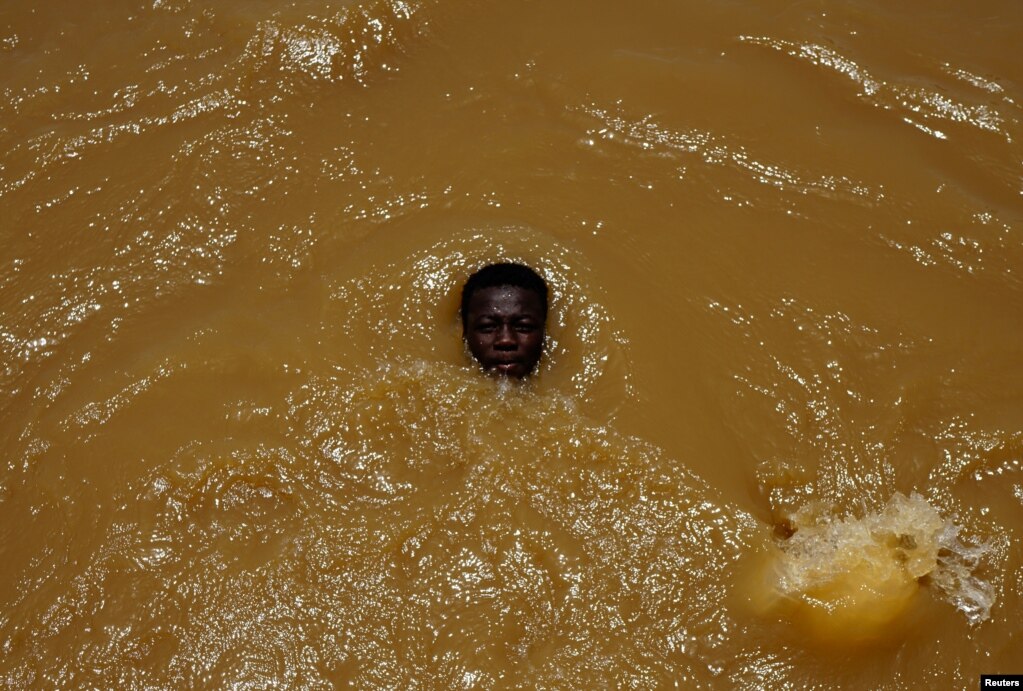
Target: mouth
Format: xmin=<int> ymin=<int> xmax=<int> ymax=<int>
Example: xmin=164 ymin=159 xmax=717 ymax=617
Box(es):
xmin=488 ymin=361 xmax=525 ymax=377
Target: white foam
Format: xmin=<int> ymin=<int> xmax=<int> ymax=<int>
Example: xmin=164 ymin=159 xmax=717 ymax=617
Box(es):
xmin=776 ymin=492 xmax=995 ymax=625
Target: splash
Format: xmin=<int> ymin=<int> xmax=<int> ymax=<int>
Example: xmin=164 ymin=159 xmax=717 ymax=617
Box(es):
xmin=754 ymin=492 xmax=995 ymax=642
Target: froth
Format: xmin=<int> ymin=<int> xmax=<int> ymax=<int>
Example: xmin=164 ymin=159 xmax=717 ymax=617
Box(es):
xmin=757 ymin=492 xmax=995 ymax=641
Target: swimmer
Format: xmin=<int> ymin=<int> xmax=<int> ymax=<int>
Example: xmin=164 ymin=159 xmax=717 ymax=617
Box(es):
xmin=461 ymin=263 xmax=548 ymax=378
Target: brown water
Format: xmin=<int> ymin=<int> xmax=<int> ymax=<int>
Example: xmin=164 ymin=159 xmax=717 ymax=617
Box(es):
xmin=2 ymin=0 xmax=1022 ymax=687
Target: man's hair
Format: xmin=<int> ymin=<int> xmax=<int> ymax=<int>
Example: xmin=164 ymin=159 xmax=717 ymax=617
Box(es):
xmin=460 ymin=262 xmax=549 ymax=326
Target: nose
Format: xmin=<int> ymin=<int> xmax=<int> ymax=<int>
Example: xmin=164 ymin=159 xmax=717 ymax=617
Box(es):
xmin=494 ymin=324 xmax=517 ymax=350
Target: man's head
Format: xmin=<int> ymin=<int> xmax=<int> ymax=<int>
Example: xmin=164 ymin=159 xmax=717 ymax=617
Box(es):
xmin=460 ymin=263 xmax=548 ymax=378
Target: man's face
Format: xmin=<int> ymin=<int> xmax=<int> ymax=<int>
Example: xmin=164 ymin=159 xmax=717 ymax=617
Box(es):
xmin=464 ymin=285 xmax=546 ymax=378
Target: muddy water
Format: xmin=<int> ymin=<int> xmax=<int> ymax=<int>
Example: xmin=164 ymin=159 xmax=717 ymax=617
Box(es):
xmin=2 ymin=0 xmax=1022 ymax=687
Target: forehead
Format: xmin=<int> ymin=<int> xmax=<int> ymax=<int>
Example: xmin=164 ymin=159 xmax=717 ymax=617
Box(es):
xmin=467 ymin=285 xmax=545 ymax=315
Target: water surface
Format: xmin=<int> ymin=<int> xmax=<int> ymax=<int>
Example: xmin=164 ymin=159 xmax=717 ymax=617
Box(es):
xmin=2 ymin=0 xmax=1022 ymax=687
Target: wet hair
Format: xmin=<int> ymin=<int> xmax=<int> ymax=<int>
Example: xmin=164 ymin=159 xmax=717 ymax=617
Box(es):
xmin=460 ymin=262 xmax=549 ymax=326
